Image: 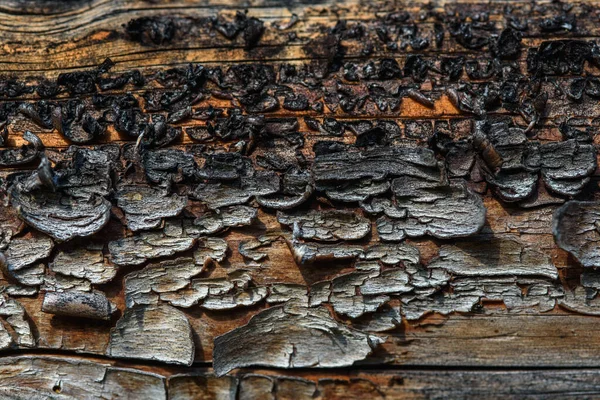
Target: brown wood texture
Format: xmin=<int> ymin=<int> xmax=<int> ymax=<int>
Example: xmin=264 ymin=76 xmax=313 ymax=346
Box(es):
xmin=1 ymin=0 xmax=600 ymax=398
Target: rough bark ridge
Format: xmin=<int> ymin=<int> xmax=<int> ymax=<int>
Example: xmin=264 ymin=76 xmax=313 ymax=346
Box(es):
xmin=1 ymin=0 xmax=600 ymax=397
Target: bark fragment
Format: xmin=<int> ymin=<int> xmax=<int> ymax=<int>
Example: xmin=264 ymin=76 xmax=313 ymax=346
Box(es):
xmin=372 ymin=182 xmax=486 ymax=240
xmin=54 ymin=146 xmax=116 ymax=199
xmin=267 ymin=283 xmax=308 ymax=304
xmin=473 ymin=120 xmax=597 ymax=201
xmin=184 ymin=205 xmax=257 ymax=236
xmin=474 ymin=122 xmax=536 ymax=202
xmin=142 ymin=149 xmax=197 ymax=187
xmin=313 ymin=146 xmax=437 ymax=187
xmin=256 ymin=170 xmax=313 ymax=210
xmin=452 ymin=277 xmax=562 ymax=313
xmin=194 ymin=237 xmax=228 ymax=266
xmin=287 ymin=238 xmax=363 ymax=265
xmin=553 ymin=201 xmax=600 ymax=268
xmin=213 ymin=302 xmax=384 ymax=376
xmin=116 ymin=185 xmax=188 ymax=231
xmin=201 ymin=283 xmax=267 ymax=310
xmin=107 ymin=303 xmax=195 ymax=366
xmin=278 ymin=210 xmax=371 ymax=242
xmin=42 ymin=274 xmax=92 ymax=292
xmin=0 ymin=131 xmax=42 ymax=167
xmin=124 ymin=257 xmax=203 ymax=307
xmin=50 ymin=245 xmax=115 ymax=284
xmin=239 ymin=234 xmax=279 ymax=262
xmin=193 ymin=171 xmax=279 ymax=209
xmin=2 ymin=233 xmax=53 ymax=285
xmin=41 ymin=290 xmax=116 ymax=320
xmin=327 ymin=263 xmax=391 ymax=318
xmin=428 ymin=236 xmax=558 ymax=279
xmin=402 ymin=292 xmax=481 ymax=320
xmin=0 ymin=324 xmax=11 ymax=351
xmin=0 ymin=294 xmax=34 ymax=347
xmin=538 ymin=140 xmax=596 ymax=196
xmin=10 ymin=188 xmax=111 ymax=242
xmin=109 ymin=227 xmax=195 ymax=266
xmin=286 ymin=237 xmax=420 ymax=266
xmin=352 ymin=303 xmax=403 ymax=332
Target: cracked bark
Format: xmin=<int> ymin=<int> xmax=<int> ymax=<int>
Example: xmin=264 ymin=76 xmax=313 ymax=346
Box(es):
xmin=3 ymin=0 xmax=600 ymax=396
xmin=107 ymin=303 xmax=195 ymax=366
xmin=213 ymin=302 xmax=384 ymax=376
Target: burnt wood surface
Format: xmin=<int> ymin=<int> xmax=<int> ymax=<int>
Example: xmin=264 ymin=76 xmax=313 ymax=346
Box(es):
xmin=1 ymin=0 xmax=600 ymax=398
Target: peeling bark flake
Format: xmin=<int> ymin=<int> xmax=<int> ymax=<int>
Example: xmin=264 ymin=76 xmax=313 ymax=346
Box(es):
xmin=213 ymin=302 xmax=384 ymax=376
xmin=107 ymin=303 xmax=194 ymax=366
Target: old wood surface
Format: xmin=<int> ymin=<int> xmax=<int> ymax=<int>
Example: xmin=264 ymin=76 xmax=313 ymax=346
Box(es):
xmin=1 ymin=0 xmax=600 ymax=398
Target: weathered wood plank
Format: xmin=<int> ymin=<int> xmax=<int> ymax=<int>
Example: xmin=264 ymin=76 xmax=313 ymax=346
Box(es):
xmin=2 ymin=355 xmax=600 ymax=399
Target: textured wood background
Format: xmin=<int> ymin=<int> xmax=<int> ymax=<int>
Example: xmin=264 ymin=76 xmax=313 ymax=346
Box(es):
xmin=1 ymin=0 xmax=600 ymax=398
